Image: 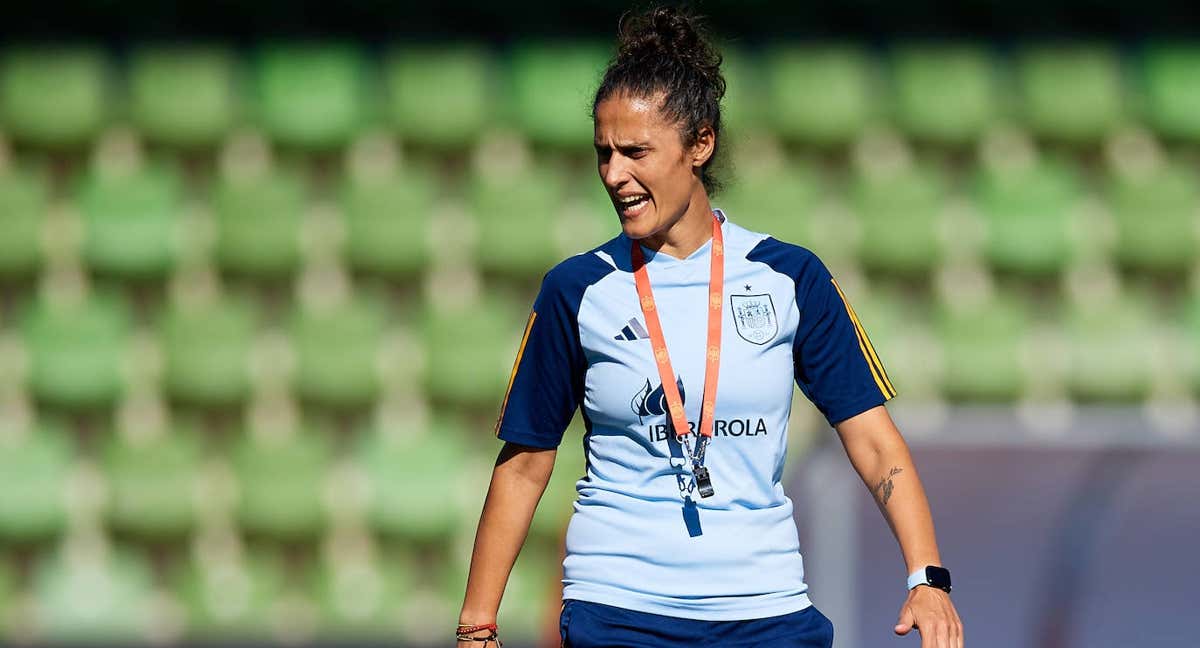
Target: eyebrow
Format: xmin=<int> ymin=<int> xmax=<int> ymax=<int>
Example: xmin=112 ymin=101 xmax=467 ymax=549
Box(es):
xmin=594 ymin=140 xmax=651 ymax=149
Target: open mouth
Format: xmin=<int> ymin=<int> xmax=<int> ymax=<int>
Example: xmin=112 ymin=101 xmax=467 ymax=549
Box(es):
xmin=615 ymin=193 xmax=650 ymax=218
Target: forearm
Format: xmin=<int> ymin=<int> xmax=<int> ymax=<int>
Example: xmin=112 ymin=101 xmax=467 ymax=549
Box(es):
xmin=835 ymin=407 xmax=942 ymax=573
xmin=459 ymin=442 xmax=557 ymax=624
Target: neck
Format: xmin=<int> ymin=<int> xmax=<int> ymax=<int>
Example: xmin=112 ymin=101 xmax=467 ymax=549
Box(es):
xmin=639 ymin=190 xmax=715 ymax=260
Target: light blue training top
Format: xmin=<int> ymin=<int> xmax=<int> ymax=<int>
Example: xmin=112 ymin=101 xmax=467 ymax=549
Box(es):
xmin=494 ymin=211 xmax=895 ymax=620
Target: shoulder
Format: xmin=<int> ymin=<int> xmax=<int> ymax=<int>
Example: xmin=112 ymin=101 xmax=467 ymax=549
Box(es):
xmin=539 ymin=237 xmax=623 ymax=305
xmin=743 ymin=233 xmax=830 ymax=286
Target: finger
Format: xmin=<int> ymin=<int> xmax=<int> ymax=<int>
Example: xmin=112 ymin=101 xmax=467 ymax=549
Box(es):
xmin=894 ymin=605 xmax=915 ymax=636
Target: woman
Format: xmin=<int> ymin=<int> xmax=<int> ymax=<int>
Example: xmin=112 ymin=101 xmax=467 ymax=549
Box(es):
xmin=457 ymin=7 xmax=963 ymax=648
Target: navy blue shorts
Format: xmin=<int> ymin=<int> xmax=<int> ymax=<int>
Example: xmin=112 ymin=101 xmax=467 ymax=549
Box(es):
xmin=559 ymin=599 xmax=835 ymax=648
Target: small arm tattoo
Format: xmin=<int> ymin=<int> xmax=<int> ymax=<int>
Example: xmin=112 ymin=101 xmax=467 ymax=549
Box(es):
xmin=872 ymin=466 xmax=904 ymax=506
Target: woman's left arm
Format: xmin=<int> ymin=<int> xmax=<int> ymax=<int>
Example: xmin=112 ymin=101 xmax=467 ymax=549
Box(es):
xmin=834 ymin=404 xmax=964 ymax=648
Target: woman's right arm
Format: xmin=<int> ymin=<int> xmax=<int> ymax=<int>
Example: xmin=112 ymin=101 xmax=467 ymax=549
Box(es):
xmin=457 ymin=441 xmax=557 ymax=646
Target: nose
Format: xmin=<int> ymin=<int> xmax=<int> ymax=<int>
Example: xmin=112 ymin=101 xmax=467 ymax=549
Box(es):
xmin=600 ymin=152 xmax=630 ymax=191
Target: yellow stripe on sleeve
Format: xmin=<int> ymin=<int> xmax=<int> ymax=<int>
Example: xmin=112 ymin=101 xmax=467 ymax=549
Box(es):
xmin=495 ymin=310 xmax=537 ymax=436
xmin=831 ymin=279 xmax=897 ymax=399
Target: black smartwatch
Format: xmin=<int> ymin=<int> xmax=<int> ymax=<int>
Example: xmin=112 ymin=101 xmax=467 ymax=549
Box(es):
xmin=906 ymin=566 xmax=952 ymax=593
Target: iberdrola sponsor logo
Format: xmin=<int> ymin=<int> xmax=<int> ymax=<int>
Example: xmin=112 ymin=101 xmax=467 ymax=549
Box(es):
xmin=630 ymin=377 xmax=768 ymax=442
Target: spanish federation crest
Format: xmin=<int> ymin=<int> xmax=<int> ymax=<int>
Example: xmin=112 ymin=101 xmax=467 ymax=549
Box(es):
xmin=730 ymin=294 xmax=778 ymax=345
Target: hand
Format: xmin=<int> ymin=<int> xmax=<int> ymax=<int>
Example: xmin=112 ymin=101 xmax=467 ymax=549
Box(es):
xmin=894 ymin=585 xmax=963 ymax=647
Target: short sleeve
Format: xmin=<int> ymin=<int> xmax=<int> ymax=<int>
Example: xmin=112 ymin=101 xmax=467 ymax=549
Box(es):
xmin=493 ymin=269 xmax=588 ymax=449
xmin=792 ymin=258 xmax=896 ymax=426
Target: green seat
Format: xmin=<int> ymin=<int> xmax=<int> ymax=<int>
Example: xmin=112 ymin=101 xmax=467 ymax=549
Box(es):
xmin=717 ymin=159 xmax=822 ymax=246
xmin=0 ymin=47 xmax=108 ymax=146
xmin=1107 ymin=163 xmax=1198 ymax=273
xmin=1016 ymin=44 xmax=1125 ymax=143
xmin=309 ymin=544 xmax=410 ymax=638
xmin=1142 ymin=43 xmax=1200 ymax=141
xmin=471 ymin=163 xmax=569 ymax=277
xmin=509 ymin=43 xmax=610 ymax=150
xmin=719 ymin=46 xmax=765 ymax=137
xmin=385 ymin=45 xmax=490 ymax=149
xmin=847 ymin=286 xmax=935 ymax=398
xmin=354 ymin=417 xmax=471 ymax=542
xmin=423 ymin=296 xmax=526 ymax=407
xmin=0 ymin=420 xmax=74 ymax=542
xmin=254 ymin=44 xmax=366 ymax=149
xmin=32 ymin=544 xmax=154 ymax=643
xmin=1066 ymin=290 xmax=1154 ymax=401
xmin=890 ymin=44 xmax=998 ymax=145
xmin=936 ymin=292 xmax=1031 ymax=401
xmin=129 ymin=46 xmax=238 ymax=148
xmin=22 ymin=291 xmax=131 ymax=409
xmin=764 ymin=44 xmax=876 ymax=145
xmin=102 ymin=424 xmax=203 ymax=539
xmin=0 ymin=165 xmax=48 ymax=279
xmin=232 ymin=427 xmax=331 ymax=540
xmin=851 ymin=163 xmax=946 ymax=275
xmin=160 ymin=295 xmax=258 ymax=407
xmin=78 ymin=163 xmax=182 ymax=280
xmin=173 ymin=548 xmax=287 ymax=639
xmin=974 ymin=158 xmax=1082 ymax=277
xmin=340 ymin=166 xmax=436 ymax=277
xmin=213 ymin=168 xmax=305 ymax=279
xmin=289 ymin=295 xmax=387 ymax=408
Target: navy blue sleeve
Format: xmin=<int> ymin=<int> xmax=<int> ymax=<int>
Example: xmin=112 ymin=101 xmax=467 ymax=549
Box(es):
xmin=748 ymin=238 xmax=896 ymax=426
xmin=493 ymin=255 xmax=611 ymax=449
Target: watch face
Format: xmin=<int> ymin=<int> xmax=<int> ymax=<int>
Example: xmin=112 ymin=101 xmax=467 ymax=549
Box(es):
xmin=926 ymin=566 xmax=952 ymax=592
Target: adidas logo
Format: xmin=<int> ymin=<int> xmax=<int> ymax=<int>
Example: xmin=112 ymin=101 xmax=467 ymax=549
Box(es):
xmin=614 ymin=317 xmax=650 ymax=341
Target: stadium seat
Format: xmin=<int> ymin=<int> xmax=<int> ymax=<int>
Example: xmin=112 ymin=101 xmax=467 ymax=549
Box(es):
xmin=385 ymin=44 xmax=491 ymax=149
xmin=254 ymin=43 xmax=367 ymax=150
xmin=1016 ymin=44 xmax=1126 ymax=143
xmin=213 ymin=167 xmax=306 ymax=279
xmin=847 ymin=285 xmax=938 ymax=399
xmin=160 ymin=294 xmax=259 ymax=407
xmin=32 ymin=543 xmax=155 ymax=643
xmin=718 ymin=45 xmax=765 ymax=137
xmin=1141 ymin=42 xmax=1200 ymax=141
xmin=936 ymin=291 xmax=1031 ymax=401
xmin=102 ymin=424 xmax=203 ymax=539
xmin=339 ymin=165 xmax=437 ymax=277
xmin=470 ymin=163 xmax=570 ymax=277
xmin=308 ymin=539 xmax=409 ymax=637
xmin=173 ymin=547 xmax=287 ymax=639
xmin=232 ymin=426 xmax=331 ymax=540
xmin=78 ymin=162 xmax=182 ymax=280
xmin=716 ymin=158 xmax=822 ymax=246
xmin=1066 ymin=290 xmax=1155 ymax=401
xmin=508 ymin=42 xmax=611 ymax=150
xmin=851 ymin=162 xmax=946 ymax=275
xmin=763 ymin=43 xmax=876 ymax=146
xmin=0 ymin=164 xmax=48 ymax=279
xmin=890 ymin=43 xmax=999 ymax=145
xmin=0 ymin=46 xmax=108 ymax=147
xmin=353 ymin=416 xmax=471 ymax=541
xmin=21 ymin=290 xmax=131 ymax=409
xmin=1106 ymin=162 xmax=1198 ymax=273
xmin=974 ymin=157 xmax=1082 ymax=277
xmin=0 ymin=419 xmax=74 ymax=542
xmin=128 ymin=46 xmax=238 ymax=148
xmin=289 ymin=294 xmax=387 ymax=408
xmin=423 ymin=295 xmax=526 ymax=407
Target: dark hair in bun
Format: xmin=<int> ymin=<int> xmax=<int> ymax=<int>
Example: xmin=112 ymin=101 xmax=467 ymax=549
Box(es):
xmin=593 ymin=5 xmax=727 ymax=194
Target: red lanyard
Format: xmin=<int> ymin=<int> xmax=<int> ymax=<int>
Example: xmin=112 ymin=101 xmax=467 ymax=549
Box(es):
xmin=631 ymin=213 xmax=724 ymax=440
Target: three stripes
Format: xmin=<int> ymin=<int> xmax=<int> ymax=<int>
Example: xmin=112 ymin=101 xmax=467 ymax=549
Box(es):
xmin=831 ymin=278 xmax=896 ymax=400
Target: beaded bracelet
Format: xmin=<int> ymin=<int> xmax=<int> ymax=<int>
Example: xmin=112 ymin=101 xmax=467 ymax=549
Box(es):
xmin=456 ymin=623 xmax=502 ymax=646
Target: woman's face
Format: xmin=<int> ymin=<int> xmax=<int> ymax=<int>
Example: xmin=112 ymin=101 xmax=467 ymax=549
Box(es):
xmin=594 ymin=92 xmax=711 ymax=242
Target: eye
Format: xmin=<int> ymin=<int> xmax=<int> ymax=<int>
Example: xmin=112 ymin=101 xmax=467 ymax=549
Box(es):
xmin=595 ymin=146 xmax=612 ymax=162
xmin=625 ymin=147 xmax=647 ymax=159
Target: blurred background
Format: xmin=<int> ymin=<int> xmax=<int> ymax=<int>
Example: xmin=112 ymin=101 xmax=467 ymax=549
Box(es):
xmin=1 ymin=1 xmax=1198 ymax=646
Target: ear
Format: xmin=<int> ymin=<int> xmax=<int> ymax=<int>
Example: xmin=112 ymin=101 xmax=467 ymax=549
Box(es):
xmin=690 ymin=124 xmax=716 ymax=168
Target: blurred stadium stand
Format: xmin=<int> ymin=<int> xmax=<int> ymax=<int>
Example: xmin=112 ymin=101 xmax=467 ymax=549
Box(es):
xmin=1 ymin=23 xmax=1199 ymax=648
